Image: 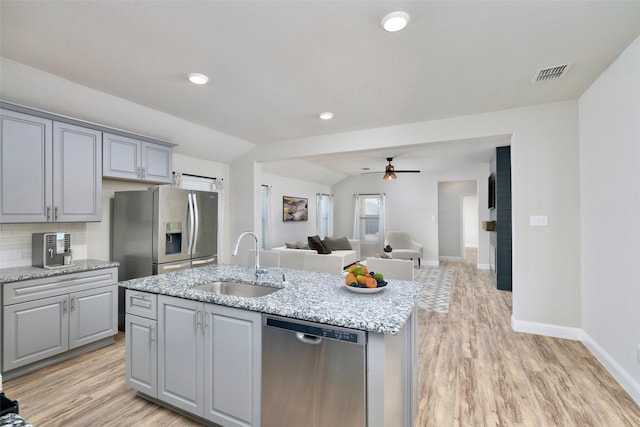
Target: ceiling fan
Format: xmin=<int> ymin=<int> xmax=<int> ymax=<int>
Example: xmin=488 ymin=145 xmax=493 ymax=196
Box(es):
xmin=363 ymin=157 xmax=421 ymax=180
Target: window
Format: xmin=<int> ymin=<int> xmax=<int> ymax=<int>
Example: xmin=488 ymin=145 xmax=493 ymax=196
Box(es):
xmin=353 ymin=194 xmax=385 ymax=255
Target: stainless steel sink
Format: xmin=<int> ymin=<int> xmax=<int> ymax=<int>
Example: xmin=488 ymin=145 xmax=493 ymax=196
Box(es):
xmin=192 ymin=281 xmax=280 ymax=298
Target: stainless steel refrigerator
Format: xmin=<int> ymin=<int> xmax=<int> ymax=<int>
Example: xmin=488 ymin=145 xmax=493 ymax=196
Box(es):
xmin=113 ymin=186 xmax=218 ymax=280
xmin=113 ymin=187 xmax=218 ymax=329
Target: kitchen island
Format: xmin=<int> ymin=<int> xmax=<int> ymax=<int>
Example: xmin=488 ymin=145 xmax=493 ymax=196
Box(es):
xmin=120 ymin=264 xmax=421 ymax=427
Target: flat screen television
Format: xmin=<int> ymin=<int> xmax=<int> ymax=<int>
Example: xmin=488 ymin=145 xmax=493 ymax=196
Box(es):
xmin=488 ymin=173 xmax=496 ymax=209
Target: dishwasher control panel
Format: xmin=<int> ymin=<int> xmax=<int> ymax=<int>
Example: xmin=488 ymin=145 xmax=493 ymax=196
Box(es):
xmin=264 ymin=316 xmax=365 ymax=344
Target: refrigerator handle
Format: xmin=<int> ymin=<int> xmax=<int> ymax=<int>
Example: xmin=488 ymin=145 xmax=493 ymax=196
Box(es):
xmin=187 ymin=193 xmax=195 ymax=256
xmin=192 ymin=193 xmax=200 ymax=254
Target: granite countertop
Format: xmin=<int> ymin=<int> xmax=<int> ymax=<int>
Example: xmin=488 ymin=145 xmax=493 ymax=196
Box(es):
xmin=119 ymin=264 xmax=422 ymax=335
xmin=0 ymin=259 xmax=120 ymax=284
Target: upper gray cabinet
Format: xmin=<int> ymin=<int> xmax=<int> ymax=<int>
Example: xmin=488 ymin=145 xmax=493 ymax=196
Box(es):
xmin=103 ymin=133 xmax=172 ymax=184
xmin=0 ymin=109 xmax=102 ymax=223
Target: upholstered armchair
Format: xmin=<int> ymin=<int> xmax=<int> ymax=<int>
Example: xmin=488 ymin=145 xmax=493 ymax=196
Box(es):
xmin=384 ymin=231 xmax=423 ymax=267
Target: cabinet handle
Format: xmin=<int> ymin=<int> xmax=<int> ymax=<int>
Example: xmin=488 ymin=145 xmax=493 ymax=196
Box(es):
xmin=141 ymin=167 xmax=146 ymax=178
xmin=194 ymin=309 xmax=198 ymax=333
xmin=70 ymin=297 xmax=75 ymax=311
xmin=46 ymin=206 xmax=51 ymax=220
xmin=197 ymin=309 xmax=203 ymax=334
xmin=54 ymin=206 xmax=59 ymax=221
xmin=137 ymin=167 xmax=141 ymax=178
xmin=63 ymin=299 xmax=68 ymax=314
xmin=149 ymin=326 xmax=155 ymax=346
xmin=204 ymin=312 xmax=209 ymax=331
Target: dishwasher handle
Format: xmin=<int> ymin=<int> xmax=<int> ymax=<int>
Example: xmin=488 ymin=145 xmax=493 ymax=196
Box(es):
xmin=296 ymin=332 xmax=322 ymax=345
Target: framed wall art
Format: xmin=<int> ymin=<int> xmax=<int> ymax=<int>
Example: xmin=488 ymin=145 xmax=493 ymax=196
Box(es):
xmin=283 ymin=196 xmax=308 ymax=222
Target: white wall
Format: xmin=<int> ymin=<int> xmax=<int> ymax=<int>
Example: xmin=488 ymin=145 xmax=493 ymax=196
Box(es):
xmin=438 ymin=180 xmax=477 ymax=260
xmin=463 ymin=195 xmax=479 ymax=248
xmin=579 ymin=35 xmax=640 ymax=401
xmin=262 ymin=173 xmax=331 ymax=248
xmin=331 ymin=164 xmax=490 ymax=267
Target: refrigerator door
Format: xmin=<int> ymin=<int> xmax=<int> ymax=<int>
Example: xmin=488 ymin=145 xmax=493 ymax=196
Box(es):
xmin=153 ymin=259 xmax=193 ymax=275
xmin=191 ymin=191 xmax=218 ymax=260
xmin=153 ymin=187 xmax=190 ymax=264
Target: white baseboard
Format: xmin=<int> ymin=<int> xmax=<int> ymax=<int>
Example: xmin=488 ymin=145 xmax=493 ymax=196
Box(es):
xmin=421 ymin=260 xmax=439 ymax=267
xmin=511 ymin=316 xmax=640 ymax=406
xmin=477 ymin=263 xmax=490 ymax=270
xmin=511 ymin=316 xmax=584 ymax=340
xmin=439 ymin=256 xmax=462 ymax=262
xmin=582 ymin=332 xmax=640 ymax=405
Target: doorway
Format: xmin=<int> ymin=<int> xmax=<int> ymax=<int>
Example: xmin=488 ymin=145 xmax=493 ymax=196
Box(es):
xmin=437 ymin=180 xmax=477 ymax=262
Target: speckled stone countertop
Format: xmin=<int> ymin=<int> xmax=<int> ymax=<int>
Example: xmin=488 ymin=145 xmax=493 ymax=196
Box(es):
xmin=119 ymin=264 xmax=422 ymax=335
xmin=0 ymin=259 xmax=119 ymax=284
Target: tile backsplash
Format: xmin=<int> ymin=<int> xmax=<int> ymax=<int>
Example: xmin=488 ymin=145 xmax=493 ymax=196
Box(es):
xmin=0 ymin=223 xmax=88 ymax=268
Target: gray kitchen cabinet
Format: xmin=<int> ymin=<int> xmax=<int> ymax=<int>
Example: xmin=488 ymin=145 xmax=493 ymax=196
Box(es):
xmin=0 ymin=109 xmax=102 ymax=223
xmin=156 ymin=295 xmax=261 ymax=426
xmin=2 ymin=268 xmax=118 ymax=375
xmin=203 ymin=304 xmax=261 ymax=427
xmin=103 ymin=132 xmax=173 ymax=183
xmin=125 ymin=290 xmax=158 ymax=398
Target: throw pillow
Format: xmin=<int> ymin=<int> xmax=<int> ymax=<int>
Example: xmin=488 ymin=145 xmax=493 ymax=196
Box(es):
xmin=285 ymin=242 xmax=298 ymax=249
xmin=296 ymin=241 xmax=310 ymax=250
xmin=322 ymin=236 xmax=352 ymax=251
xmin=307 ymin=235 xmax=331 ymax=254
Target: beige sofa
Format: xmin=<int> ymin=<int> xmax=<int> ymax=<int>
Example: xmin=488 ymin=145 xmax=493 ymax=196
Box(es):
xmin=272 ymin=239 xmax=360 ymax=270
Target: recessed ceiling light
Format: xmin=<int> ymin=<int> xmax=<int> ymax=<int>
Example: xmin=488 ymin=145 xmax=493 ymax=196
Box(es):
xmin=381 ymin=11 xmax=410 ymax=32
xmin=188 ymin=73 xmax=209 ymax=85
xmin=319 ymin=112 xmax=334 ymax=120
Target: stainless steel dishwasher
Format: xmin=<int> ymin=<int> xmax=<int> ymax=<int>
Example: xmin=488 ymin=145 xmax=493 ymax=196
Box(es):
xmin=262 ymin=314 xmax=367 ymax=427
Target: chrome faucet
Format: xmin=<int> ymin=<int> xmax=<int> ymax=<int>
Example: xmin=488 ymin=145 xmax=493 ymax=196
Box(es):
xmin=232 ymin=231 xmax=266 ymax=279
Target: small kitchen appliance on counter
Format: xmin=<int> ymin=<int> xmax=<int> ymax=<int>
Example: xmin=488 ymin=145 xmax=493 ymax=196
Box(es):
xmin=32 ymin=232 xmax=72 ymax=268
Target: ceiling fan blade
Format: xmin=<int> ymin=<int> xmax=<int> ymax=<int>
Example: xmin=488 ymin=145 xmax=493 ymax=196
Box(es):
xmin=394 ymin=170 xmax=421 ymax=173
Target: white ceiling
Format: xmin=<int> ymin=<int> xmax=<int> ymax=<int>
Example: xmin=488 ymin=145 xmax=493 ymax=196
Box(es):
xmin=2 ymin=1 xmax=640 ymax=182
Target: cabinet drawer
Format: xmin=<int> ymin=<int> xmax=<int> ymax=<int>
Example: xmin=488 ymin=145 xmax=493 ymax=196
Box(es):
xmin=125 ymin=290 xmax=157 ymax=320
xmin=3 ymin=268 xmax=118 ymax=305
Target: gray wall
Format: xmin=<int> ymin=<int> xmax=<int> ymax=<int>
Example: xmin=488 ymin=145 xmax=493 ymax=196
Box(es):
xmin=438 ymin=180 xmax=477 ymax=259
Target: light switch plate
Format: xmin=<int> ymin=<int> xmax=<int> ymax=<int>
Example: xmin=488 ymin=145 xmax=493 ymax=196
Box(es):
xmin=530 ymin=215 xmax=548 ymax=226
xmin=637 ymin=345 xmax=640 ymax=364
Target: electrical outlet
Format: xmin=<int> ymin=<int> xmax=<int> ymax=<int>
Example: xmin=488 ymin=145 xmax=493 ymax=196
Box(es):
xmin=530 ymin=215 xmax=549 ymax=226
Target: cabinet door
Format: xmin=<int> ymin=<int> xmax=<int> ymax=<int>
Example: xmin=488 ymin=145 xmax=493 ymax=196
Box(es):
xmin=102 ymin=132 xmax=141 ymax=180
xmin=142 ymin=142 xmax=172 ymax=183
xmin=3 ymin=295 xmax=69 ymax=371
xmin=125 ymin=314 xmax=157 ymax=397
xmin=53 ymin=122 xmax=102 ymax=222
xmin=69 ymin=285 xmax=117 ymax=349
xmin=204 ymin=305 xmax=261 ymax=427
xmin=158 ymin=296 xmax=204 ymax=415
xmin=0 ymin=109 xmax=53 ymax=223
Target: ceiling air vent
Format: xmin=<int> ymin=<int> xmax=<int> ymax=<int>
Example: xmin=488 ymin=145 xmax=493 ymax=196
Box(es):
xmin=532 ymin=63 xmax=572 ymax=82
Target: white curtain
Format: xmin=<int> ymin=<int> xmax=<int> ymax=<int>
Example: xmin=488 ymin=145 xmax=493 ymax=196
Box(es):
xmin=316 ymin=193 xmax=334 ymax=238
xmin=261 ymin=185 xmax=272 ymax=249
xmin=352 ymin=194 xmax=360 ymax=240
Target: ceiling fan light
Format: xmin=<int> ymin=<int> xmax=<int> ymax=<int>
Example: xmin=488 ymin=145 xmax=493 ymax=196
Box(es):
xmin=383 ymin=171 xmax=397 ymax=181
xmin=381 ymin=11 xmax=410 ymax=32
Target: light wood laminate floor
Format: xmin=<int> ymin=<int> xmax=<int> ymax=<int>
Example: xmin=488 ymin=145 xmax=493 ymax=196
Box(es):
xmin=5 ymin=252 xmax=640 ymax=426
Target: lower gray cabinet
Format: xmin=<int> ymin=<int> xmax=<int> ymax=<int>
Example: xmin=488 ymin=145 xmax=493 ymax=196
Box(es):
xmin=156 ymin=295 xmax=261 ymax=427
xmin=125 ymin=313 xmax=157 ymax=397
xmin=2 ymin=268 xmax=118 ymax=374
